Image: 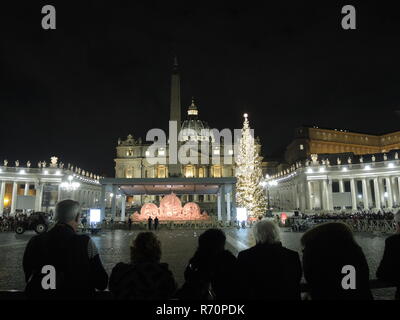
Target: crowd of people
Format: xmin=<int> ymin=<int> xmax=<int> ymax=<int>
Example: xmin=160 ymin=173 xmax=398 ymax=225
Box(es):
xmin=21 ymin=199 xmax=400 ymax=300
xmin=303 ymin=210 xmax=395 ymax=221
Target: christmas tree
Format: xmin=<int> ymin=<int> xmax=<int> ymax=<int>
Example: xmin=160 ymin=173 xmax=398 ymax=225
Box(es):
xmin=235 ymin=113 xmax=267 ymax=218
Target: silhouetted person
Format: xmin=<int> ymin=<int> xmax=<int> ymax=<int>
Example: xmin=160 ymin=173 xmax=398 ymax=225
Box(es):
xmin=154 ymin=217 xmax=159 ymax=230
xmin=301 ymin=222 xmax=373 ymax=300
xmin=23 ymin=200 xmax=108 ymax=299
xmin=128 ymin=216 xmax=132 ymax=231
xmin=377 ymin=211 xmax=400 ymax=299
xmin=237 ymin=220 xmax=302 ymax=300
xmin=148 ymin=216 xmax=153 ymax=230
xmin=177 ymin=228 xmax=237 ymax=300
xmin=109 ymin=232 xmax=176 ymax=299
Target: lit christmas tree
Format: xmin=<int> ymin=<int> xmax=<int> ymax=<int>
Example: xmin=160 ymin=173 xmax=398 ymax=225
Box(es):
xmin=235 ymin=113 xmax=267 ymax=218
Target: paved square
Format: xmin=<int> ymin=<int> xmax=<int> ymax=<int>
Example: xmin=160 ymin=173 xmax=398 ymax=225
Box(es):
xmin=0 ymin=228 xmax=396 ymax=299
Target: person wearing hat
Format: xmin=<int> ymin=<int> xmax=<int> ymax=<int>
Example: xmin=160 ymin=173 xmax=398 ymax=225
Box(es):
xmin=23 ymin=199 xmax=108 ymax=299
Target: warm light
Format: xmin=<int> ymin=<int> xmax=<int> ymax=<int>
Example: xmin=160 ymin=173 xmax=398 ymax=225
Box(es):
xmin=281 ymin=213 xmax=288 ymax=224
xmin=358 ymin=194 xmax=362 ymax=199
xmin=4 ymin=198 xmax=9 ymax=205
xmin=243 ymin=113 xmax=248 ymax=118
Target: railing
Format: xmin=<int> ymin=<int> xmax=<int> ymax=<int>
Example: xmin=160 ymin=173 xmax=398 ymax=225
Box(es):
xmin=0 ymin=280 xmax=396 ymax=300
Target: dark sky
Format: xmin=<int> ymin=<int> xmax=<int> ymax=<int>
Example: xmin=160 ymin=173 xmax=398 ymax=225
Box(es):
xmin=1 ymin=1 xmax=400 ymax=177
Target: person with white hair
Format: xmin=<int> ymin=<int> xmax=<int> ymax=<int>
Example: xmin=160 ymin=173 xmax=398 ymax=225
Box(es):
xmin=377 ymin=211 xmax=400 ymax=300
xmin=22 ymin=199 xmax=108 ymax=299
xmin=236 ymin=219 xmax=302 ymax=300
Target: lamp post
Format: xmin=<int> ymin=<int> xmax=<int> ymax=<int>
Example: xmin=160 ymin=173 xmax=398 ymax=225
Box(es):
xmin=60 ymin=175 xmax=80 ymax=201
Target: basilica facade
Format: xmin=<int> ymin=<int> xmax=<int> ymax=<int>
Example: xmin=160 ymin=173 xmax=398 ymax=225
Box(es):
xmin=113 ymin=59 xmax=264 ymax=211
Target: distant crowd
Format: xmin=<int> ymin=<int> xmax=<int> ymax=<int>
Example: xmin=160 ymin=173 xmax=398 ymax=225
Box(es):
xmin=302 ymin=211 xmax=395 ymax=221
xmin=21 ymin=200 xmax=400 ymax=300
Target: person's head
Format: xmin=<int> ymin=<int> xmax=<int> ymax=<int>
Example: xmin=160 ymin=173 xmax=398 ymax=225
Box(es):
xmin=394 ymin=211 xmax=400 ymax=232
xmin=301 ymin=222 xmax=357 ymax=250
xmin=130 ymin=232 xmax=161 ymax=264
xmin=197 ymin=228 xmax=226 ymax=254
xmin=253 ymin=220 xmax=281 ymax=245
xmin=54 ymin=200 xmax=81 ymax=231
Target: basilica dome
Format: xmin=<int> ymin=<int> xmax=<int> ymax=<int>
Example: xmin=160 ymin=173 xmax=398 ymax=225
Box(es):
xmin=180 ymin=99 xmax=215 ymax=142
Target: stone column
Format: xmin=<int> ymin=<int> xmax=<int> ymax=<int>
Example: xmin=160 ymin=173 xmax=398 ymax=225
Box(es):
xmin=373 ymin=178 xmax=381 ymax=210
xmin=327 ymin=179 xmax=333 ymax=211
xmin=322 ymin=180 xmax=328 ymax=210
xmin=111 ymin=185 xmax=117 ymax=220
xmin=100 ymin=185 xmax=106 ymax=221
xmin=385 ymin=177 xmax=393 ymax=208
xmin=57 ymin=184 xmax=62 ymax=202
xmin=217 ymin=191 xmax=222 ymax=221
xmin=0 ymin=181 xmax=6 ymax=216
xmin=120 ymin=195 xmax=126 ymax=222
xmin=339 ymin=179 xmax=344 ymax=193
xmin=350 ymin=178 xmax=357 ymax=211
xmin=24 ymin=183 xmax=29 ymax=196
xmin=10 ymin=182 xmax=18 ymax=215
xmin=391 ymin=177 xmax=398 ymax=205
xmin=35 ymin=183 xmax=44 ymax=212
xmin=361 ymin=178 xmax=369 ymax=210
xmin=307 ymin=181 xmax=313 ymax=210
xmin=397 ymin=177 xmax=400 ymax=206
xmin=378 ymin=178 xmax=386 ymax=208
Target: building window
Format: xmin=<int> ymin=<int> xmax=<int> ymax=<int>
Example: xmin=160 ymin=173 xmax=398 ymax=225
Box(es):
xmin=158 ymin=149 xmax=165 ymax=156
xmin=185 ymin=165 xmax=195 ymax=178
xmin=213 ymin=165 xmax=221 ymax=178
xmin=157 ymin=165 xmax=166 ymax=178
xmin=198 ymin=167 xmax=205 ymax=178
xmin=213 ymin=149 xmax=220 ymax=155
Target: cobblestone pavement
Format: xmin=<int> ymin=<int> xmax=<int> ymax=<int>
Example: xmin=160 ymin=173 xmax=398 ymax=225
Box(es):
xmin=0 ymin=228 xmax=396 ymax=299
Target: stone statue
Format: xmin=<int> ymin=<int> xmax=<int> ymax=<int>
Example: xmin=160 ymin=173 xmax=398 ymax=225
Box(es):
xmin=60 ymin=162 xmax=64 ymax=169
xmin=67 ymin=163 xmax=71 ymax=169
xmin=15 ymin=160 xmax=19 ymax=167
xmin=396 ymin=152 xmax=399 ymax=160
xmin=118 ymin=138 xmax=121 ymax=145
xmin=383 ymin=153 xmax=388 ymax=161
xmin=305 ymin=160 xmax=310 ymax=166
xmin=27 ymin=161 xmax=31 ymax=168
xmin=347 ymin=157 xmax=352 ymax=164
xmin=82 ymin=170 xmax=86 ymax=176
xmin=337 ymin=157 xmax=341 ymax=165
xmin=371 ymin=155 xmax=375 ymax=162
xmin=311 ymin=154 xmax=318 ymax=164
xmin=326 ymin=158 xmax=330 ymax=166
xmin=42 ymin=161 xmax=46 ymax=168
xmin=359 ymin=156 xmax=363 ymax=163
xmin=50 ymin=156 xmax=58 ymax=167
xmin=4 ymin=159 xmax=8 ymax=167
xmin=38 ymin=162 xmax=42 ymax=168
xmin=70 ymin=165 xmax=74 ymax=171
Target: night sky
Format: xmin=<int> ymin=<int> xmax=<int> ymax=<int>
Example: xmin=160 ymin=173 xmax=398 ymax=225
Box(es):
xmin=1 ymin=1 xmax=400 ymax=177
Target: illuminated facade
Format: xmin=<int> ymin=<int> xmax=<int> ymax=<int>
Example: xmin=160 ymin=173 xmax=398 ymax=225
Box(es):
xmin=0 ymin=158 xmax=102 ymax=216
xmin=266 ymin=150 xmax=400 ymax=212
xmin=285 ymin=126 xmax=400 ymax=164
xmin=114 ymin=59 xmax=265 ymax=209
